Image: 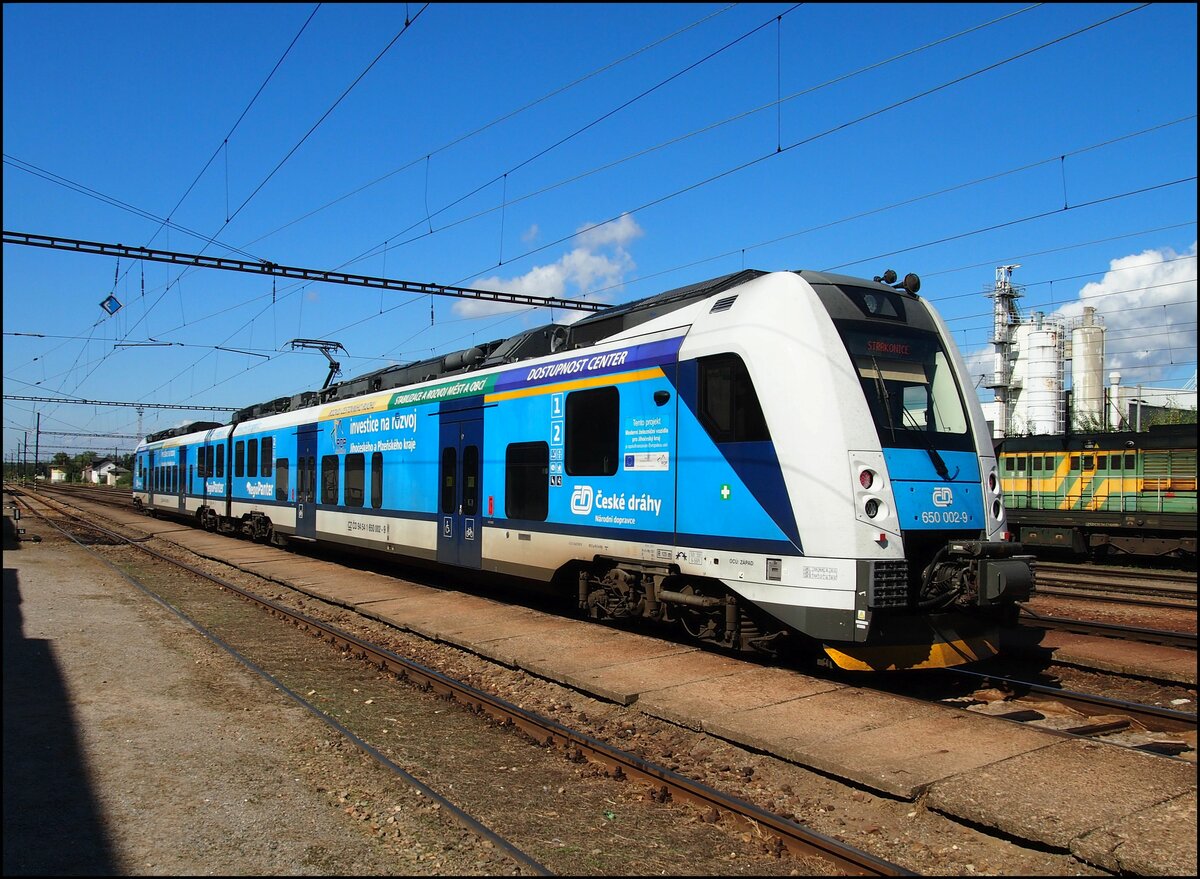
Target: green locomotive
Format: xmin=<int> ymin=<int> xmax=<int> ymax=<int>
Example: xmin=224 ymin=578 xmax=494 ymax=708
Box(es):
xmin=997 ymin=423 xmax=1196 ymax=559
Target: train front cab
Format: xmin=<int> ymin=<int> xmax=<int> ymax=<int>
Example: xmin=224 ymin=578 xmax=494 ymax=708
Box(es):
xmin=806 ymin=273 xmax=1034 ymax=670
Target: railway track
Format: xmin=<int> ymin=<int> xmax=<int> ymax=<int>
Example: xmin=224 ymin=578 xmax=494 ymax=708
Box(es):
xmin=939 ymin=666 xmax=1195 ymax=757
xmin=1018 ymin=607 xmax=1196 ymax=650
xmin=1034 ymin=561 xmax=1197 ymax=609
xmin=9 ymin=487 xmax=908 ymax=876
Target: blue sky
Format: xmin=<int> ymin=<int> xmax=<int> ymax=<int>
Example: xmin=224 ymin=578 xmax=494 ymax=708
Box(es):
xmin=3 ymin=3 xmax=1196 ymax=461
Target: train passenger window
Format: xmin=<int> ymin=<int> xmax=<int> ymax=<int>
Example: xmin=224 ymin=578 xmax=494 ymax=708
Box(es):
xmin=463 ymin=446 xmax=479 ymax=515
xmin=216 ymin=445 xmax=225 ymax=477
xmin=566 ymin=386 xmax=618 ymax=475
xmin=247 ymin=439 xmax=258 ymax=478
xmin=261 ymin=437 xmax=273 ymax=477
xmin=697 ymin=353 xmax=770 ymax=443
xmin=275 ymin=459 xmax=289 ymax=502
xmin=1070 ymin=455 xmax=1080 ymax=471
xmin=197 ymin=447 xmax=205 ymax=478
xmin=235 ymin=441 xmax=245 ymax=477
xmin=441 ymin=448 xmax=456 ymax=515
xmin=344 ymin=454 xmax=365 ymax=508
xmin=321 ymin=455 xmax=339 ymax=505
xmin=371 ymin=452 xmax=383 ymax=509
xmin=505 ymin=442 xmax=548 ymax=521
xmin=1125 ymin=453 xmax=1136 ymax=470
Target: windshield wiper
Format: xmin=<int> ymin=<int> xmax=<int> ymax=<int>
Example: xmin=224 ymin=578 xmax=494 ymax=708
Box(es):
xmin=869 ymin=356 xmax=898 ymax=443
xmin=870 ymin=356 xmax=956 ymax=481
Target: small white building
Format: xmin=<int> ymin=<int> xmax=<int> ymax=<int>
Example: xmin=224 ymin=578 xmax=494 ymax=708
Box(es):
xmin=83 ymin=459 xmax=124 ymax=484
xmin=105 ymin=467 xmax=130 ymax=486
xmin=49 ymin=467 xmax=67 ymax=483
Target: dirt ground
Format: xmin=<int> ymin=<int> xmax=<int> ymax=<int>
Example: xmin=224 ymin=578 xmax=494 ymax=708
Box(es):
xmin=5 ymin=502 xmax=1173 ymax=875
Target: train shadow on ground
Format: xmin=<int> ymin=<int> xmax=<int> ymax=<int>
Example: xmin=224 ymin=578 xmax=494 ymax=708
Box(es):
xmin=2 ymin=562 xmax=119 ymax=875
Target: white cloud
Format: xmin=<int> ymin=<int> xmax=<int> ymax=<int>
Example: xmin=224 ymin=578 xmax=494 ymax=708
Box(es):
xmin=521 ymin=223 xmax=539 ymax=244
xmin=455 ymin=214 xmax=644 ymax=320
xmin=1047 ymin=242 xmax=1196 ymax=384
xmin=575 ymin=213 xmax=644 ymax=249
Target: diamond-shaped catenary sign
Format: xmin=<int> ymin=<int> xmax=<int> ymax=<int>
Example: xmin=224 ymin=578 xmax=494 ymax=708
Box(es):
xmin=99 ymin=294 xmax=122 ymax=315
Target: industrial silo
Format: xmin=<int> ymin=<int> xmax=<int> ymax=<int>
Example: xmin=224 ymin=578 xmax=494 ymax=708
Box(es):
xmin=1071 ymin=307 xmax=1106 ymax=430
xmin=1014 ymin=313 xmax=1065 ymax=434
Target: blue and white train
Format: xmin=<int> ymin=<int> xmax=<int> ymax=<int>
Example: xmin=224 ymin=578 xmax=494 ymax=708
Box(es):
xmin=134 ymin=269 xmax=1033 ymax=670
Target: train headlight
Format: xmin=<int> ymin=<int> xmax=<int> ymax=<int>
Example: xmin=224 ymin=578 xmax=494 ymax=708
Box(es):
xmin=859 ymin=469 xmax=875 ymax=490
xmin=988 ymin=472 xmax=998 ymax=492
xmin=865 ymin=498 xmax=881 ymax=518
xmin=993 ymin=499 xmax=1003 ymax=518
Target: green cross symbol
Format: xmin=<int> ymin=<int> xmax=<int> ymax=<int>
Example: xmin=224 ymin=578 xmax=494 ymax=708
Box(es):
xmin=720 ymin=484 xmax=731 ymax=500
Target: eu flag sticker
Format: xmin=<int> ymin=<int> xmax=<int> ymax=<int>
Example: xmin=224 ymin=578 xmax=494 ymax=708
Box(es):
xmin=100 ymin=294 xmax=122 ymax=315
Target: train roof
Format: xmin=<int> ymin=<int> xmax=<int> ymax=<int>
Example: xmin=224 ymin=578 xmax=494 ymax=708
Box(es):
xmin=213 ymin=269 xmax=773 ymax=431
xmin=996 ymin=422 xmax=1197 ymax=452
xmin=152 ymin=267 xmax=924 ymax=442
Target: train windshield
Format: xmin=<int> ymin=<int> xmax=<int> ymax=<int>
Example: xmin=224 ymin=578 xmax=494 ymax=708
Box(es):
xmin=839 ymin=325 xmax=975 ymax=453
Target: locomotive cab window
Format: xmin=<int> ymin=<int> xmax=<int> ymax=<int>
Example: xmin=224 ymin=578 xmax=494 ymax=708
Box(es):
xmin=697 ymin=353 xmax=770 ymax=443
xmin=566 ymin=386 xmax=618 ymax=475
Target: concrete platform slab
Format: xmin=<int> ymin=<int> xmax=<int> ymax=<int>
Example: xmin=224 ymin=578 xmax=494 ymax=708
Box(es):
xmin=706 ymin=687 xmax=933 ymax=762
xmin=333 ymin=580 xmax=434 ymax=606
xmin=138 ymin=521 xmax=193 ymax=536
xmin=490 ymin=625 xmax=689 ymax=684
xmin=559 ymin=646 xmax=724 ymax=706
xmin=358 ymin=592 xmax=478 ymax=640
xmin=234 ymin=557 xmax=364 ymax=590
xmin=800 ymin=710 xmax=1062 ymax=798
xmin=1071 ymin=789 xmax=1197 ymax=876
xmin=434 ymin=606 xmax=579 ymax=663
xmin=1042 ymin=631 xmax=1197 ymax=685
xmin=636 ymin=667 xmax=840 ymax=730
xmin=926 ymin=738 xmax=1197 ymax=850
xmin=216 ymin=546 xmax=289 ymax=564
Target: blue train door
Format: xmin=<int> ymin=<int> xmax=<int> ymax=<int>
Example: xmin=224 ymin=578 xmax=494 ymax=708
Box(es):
xmin=295 ymin=424 xmax=318 ymax=539
xmin=437 ymin=417 xmax=482 ymax=568
xmin=177 ymin=447 xmax=188 ymax=511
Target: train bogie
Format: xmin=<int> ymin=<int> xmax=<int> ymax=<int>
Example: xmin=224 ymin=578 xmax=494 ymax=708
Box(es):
xmin=134 ymin=269 xmax=1034 ymax=670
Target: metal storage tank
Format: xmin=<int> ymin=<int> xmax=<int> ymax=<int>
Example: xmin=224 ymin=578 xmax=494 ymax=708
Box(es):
xmin=1013 ymin=313 xmax=1065 ymax=435
xmin=1071 ymin=307 xmax=1106 ymax=429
